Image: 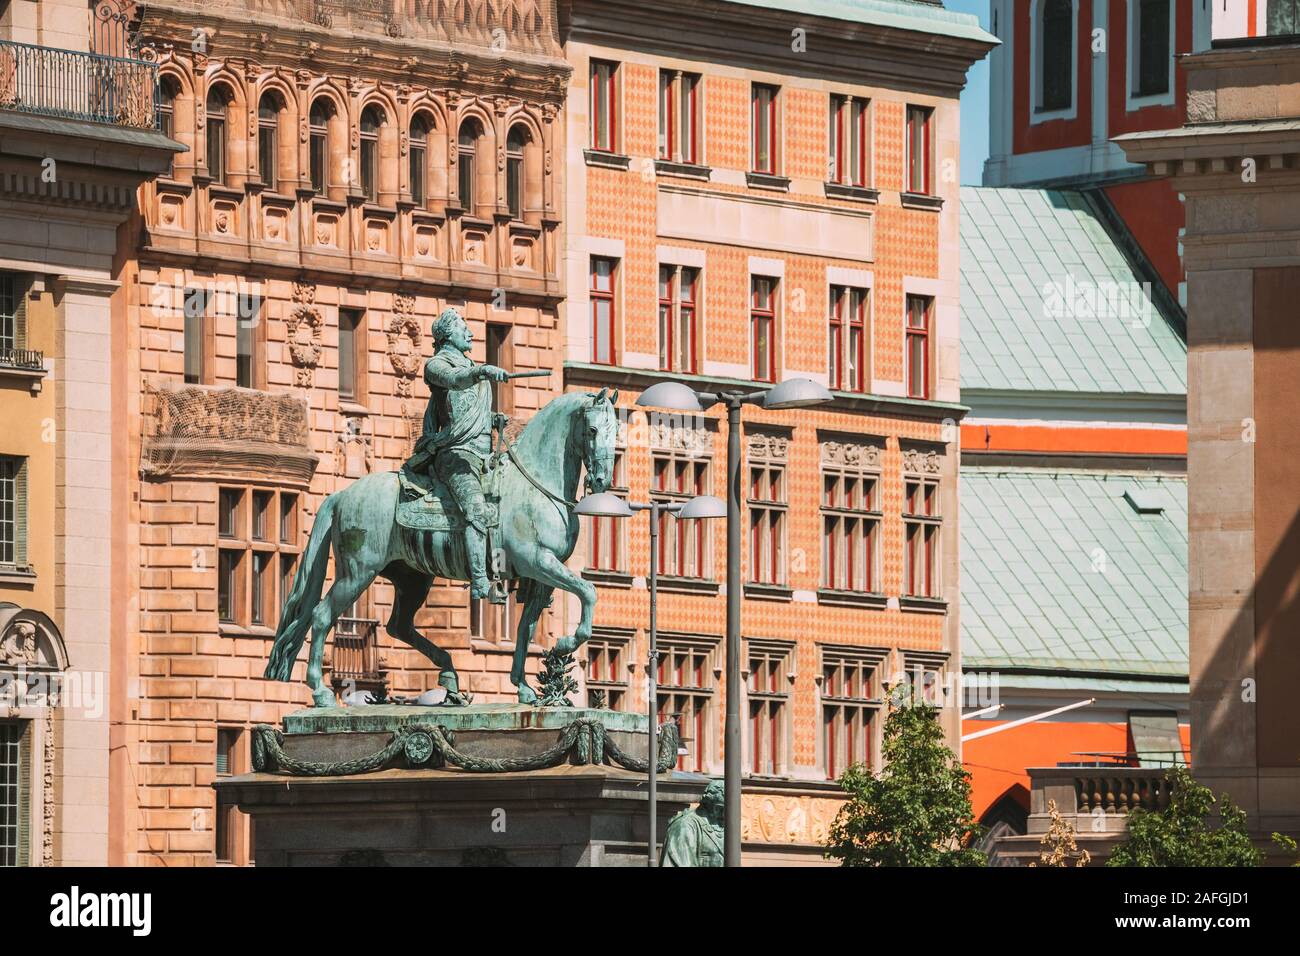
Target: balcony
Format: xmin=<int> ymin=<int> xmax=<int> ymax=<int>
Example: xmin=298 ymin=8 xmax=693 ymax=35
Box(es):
xmin=329 ymin=617 xmax=388 ymax=698
xmin=989 ymin=766 xmax=1177 ymax=866
xmin=0 ymin=345 xmax=46 ymax=393
xmin=0 ymin=39 xmax=158 ymax=130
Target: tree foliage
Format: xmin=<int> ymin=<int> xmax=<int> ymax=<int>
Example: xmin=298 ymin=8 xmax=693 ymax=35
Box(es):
xmin=1107 ymin=766 xmax=1262 ymax=867
xmin=824 ymin=698 xmax=985 ymax=867
xmin=1032 ymin=799 xmax=1090 ymax=867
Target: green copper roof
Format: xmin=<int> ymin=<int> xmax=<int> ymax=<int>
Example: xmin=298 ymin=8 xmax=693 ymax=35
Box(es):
xmin=723 ymin=0 xmax=997 ymax=42
xmin=961 ymin=469 xmax=1187 ymax=678
xmin=960 ymin=186 xmax=1186 ymax=395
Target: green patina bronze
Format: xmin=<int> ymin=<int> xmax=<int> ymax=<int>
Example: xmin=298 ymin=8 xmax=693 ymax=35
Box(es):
xmin=263 ymin=307 xmax=619 ymax=707
xmin=283 ymin=702 xmax=648 ymax=735
xmin=660 ymin=779 xmax=725 ymax=867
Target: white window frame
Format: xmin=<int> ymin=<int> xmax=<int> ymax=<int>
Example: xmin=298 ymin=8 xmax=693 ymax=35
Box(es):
xmin=1030 ymin=0 xmax=1079 ymax=125
xmin=1127 ymin=0 xmax=1177 ymax=111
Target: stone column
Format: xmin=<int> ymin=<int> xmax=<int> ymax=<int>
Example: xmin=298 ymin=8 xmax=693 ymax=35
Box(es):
xmin=51 ymin=274 xmax=118 ymax=866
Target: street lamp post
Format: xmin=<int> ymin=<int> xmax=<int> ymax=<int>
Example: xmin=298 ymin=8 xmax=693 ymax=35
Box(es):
xmin=575 ymin=490 xmax=725 ymax=867
xmin=637 ymin=377 xmax=832 ymax=867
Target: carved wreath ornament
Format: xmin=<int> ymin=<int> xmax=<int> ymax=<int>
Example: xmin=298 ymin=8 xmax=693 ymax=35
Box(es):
xmin=286 ymin=281 xmax=323 ymax=387
xmin=387 ymin=294 xmax=422 ymax=398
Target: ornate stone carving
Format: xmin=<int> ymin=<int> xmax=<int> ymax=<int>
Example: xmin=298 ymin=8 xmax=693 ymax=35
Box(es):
xmin=386 ymin=295 xmax=423 ymax=398
xmin=822 ymin=439 xmax=882 ymax=470
xmin=284 ymin=283 xmax=323 ymax=387
xmin=140 ymin=383 xmax=318 ymax=485
xmin=747 ymin=431 xmax=789 ymax=461
xmin=902 ymin=447 xmax=942 ymax=475
xmin=649 ymin=418 xmax=710 ymax=457
xmin=740 ymin=792 xmax=841 ymax=847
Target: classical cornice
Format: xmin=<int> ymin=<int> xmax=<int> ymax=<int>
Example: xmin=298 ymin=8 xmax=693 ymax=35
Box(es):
xmin=559 ymin=0 xmax=997 ymax=97
xmin=137 ymin=1 xmax=570 ymax=101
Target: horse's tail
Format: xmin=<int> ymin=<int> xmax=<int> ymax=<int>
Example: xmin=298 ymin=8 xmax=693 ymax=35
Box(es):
xmin=263 ymin=493 xmax=336 ymax=682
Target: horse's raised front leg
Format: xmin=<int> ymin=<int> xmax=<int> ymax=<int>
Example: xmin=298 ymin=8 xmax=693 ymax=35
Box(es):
xmin=510 ymin=578 xmax=553 ymax=705
xmin=308 ymin=574 xmax=372 ymax=707
xmin=519 ymin=549 xmax=596 ymax=658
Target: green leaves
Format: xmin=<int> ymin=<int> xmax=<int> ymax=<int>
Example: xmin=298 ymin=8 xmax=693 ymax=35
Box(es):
xmin=1106 ymin=766 xmax=1262 ymax=867
xmin=824 ymin=698 xmax=985 ymax=867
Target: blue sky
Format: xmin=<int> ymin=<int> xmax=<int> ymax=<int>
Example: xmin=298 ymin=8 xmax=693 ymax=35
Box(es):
xmin=947 ymin=0 xmax=992 ymax=184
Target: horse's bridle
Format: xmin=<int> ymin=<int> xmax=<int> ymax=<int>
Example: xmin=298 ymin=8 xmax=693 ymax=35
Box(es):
xmin=495 ymin=402 xmax=613 ymax=512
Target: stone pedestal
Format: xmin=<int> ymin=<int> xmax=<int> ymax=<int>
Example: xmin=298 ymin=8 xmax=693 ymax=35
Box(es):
xmin=214 ymin=704 xmax=708 ymax=866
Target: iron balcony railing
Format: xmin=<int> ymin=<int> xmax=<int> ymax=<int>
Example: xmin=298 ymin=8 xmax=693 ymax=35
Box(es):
xmin=0 ymin=347 xmax=43 ymax=371
xmin=0 ymin=38 xmax=158 ymax=130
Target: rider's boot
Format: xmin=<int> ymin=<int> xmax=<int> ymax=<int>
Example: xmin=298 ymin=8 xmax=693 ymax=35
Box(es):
xmin=465 ymin=524 xmax=491 ymax=601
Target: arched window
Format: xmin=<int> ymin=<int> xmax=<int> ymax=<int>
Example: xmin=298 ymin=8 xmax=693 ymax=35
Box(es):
xmin=309 ymin=98 xmax=333 ymax=195
xmin=257 ymin=92 xmax=283 ymax=191
xmin=159 ymin=76 xmax=179 ymax=177
xmin=360 ymin=105 xmax=384 ymax=202
xmin=457 ymin=117 xmax=482 ymax=211
xmin=205 ymin=85 xmax=232 ymax=184
xmin=410 ymin=113 xmax=430 ymax=206
xmin=1039 ymin=0 xmax=1073 ymax=113
xmin=506 ymin=124 xmax=529 ymax=220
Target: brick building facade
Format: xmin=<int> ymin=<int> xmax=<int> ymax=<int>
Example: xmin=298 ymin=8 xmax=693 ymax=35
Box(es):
xmin=109 ymin=0 xmax=568 ymax=865
xmin=557 ymin=0 xmax=993 ymax=863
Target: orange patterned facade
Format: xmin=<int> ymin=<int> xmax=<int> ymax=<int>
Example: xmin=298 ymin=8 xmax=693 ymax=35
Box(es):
xmin=558 ymin=0 xmax=993 ymax=863
xmin=109 ymin=0 xmax=569 ymax=865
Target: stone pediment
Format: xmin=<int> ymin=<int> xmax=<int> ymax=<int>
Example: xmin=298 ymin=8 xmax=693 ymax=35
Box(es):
xmin=0 ymin=605 xmax=67 ymax=673
xmin=140 ymin=383 xmax=319 ymax=486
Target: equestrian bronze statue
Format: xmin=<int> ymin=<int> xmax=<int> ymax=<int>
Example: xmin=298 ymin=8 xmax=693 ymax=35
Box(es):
xmin=264 ymin=307 xmax=619 ymax=707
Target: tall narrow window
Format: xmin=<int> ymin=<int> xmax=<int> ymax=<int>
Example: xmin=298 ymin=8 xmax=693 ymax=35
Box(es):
xmin=903 ymin=472 xmax=941 ymax=599
xmin=218 ymin=487 xmax=302 ymax=629
xmin=0 ymin=721 xmax=29 ymax=866
xmin=235 ymin=294 xmax=260 ymax=389
xmin=752 ymin=83 xmax=778 ymax=174
xmin=590 ymin=257 xmax=616 ymax=365
xmin=409 ymin=114 xmax=429 ymax=206
xmin=657 ymin=639 xmax=715 ymax=772
xmin=183 ymin=287 xmax=209 ymax=385
xmin=359 ymin=106 xmax=382 ymax=202
xmin=822 ymin=460 xmax=880 ymax=593
xmin=159 ymin=76 xmax=178 ymax=178
xmin=750 ymin=276 xmax=777 ymax=383
xmin=205 ymin=86 xmax=229 ymax=184
xmin=829 ymin=95 xmax=869 ymax=186
xmin=457 ymin=119 xmax=481 ymax=211
xmin=1134 ymin=0 xmax=1171 ymax=97
xmin=657 ymin=264 xmax=698 ymax=374
xmin=338 ymin=308 xmax=365 ymax=402
xmin=215 ymin=727 xmax=240 ymax=863
xmin=822 ymin=651 xmax=879 ymax=779
xmin=590 ymin=60 xmax=617 ymax=151
xmin=585 ymin=636 xmax=629 ymax=711
xmin=905 ymin=294 xmax=932 ymax=399
xmin=652 ymin=450 xmax=711 ymax=578
xmin=309 ymin=99 xmax=332 ymax=195
xmin=906 ymin=105 xmax=933 ymax=194
xmin=658 ymin=71 xmax=700 ymax=164
xmin=506 ymin=124 xmax=527 ymax=220
xmin=747 ymin=440 xmax=787 ymax=586
xmin=748 ymin=644 xmax=790 ymax=776
xmin=0 ymin=457 xmax=27 ymax=570
xmin=0 ymin=272 xmax=23 ymax=354
xmin=257 ymin=92 xmax=280 ymax=190
xmin=486 ymin=321 xmax=513 ymax=415
xmin=586 ymin=446 xmax=627 ymax=572
xmin=828 ymin=286 xmax=868 ymax=392
xmin=1039 ymin=0 xmax=1074 ymax=112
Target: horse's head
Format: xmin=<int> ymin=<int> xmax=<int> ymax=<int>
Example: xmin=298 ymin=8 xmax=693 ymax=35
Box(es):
xmin=579 ymin=388 xmax=619 ymax=494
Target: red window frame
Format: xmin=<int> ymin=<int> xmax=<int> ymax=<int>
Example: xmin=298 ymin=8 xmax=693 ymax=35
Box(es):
xmin=828 ymin=286 xmax=867 ymax=392
xmin=590 ymin=257 xmax=616 ymax=365
xmin=590 ymin=60 xmax=617 ymax=152
xmin=680 ymin=74 xmax=698 ymax=164
xmin=752 ymin=84 xmax=778 ymax=174
xmin=829 ymin=95 xmax=869 ymax=186
xmin=751 ymin=276 xmax=776 ymax=383
xmin=906 ymin=105 xmax=933 ymax=194
xmin=658 ymin=71 xmax=674 ymax=160
xmin=905 ymin=294 xmax=931 ymax=399
xmin=903 ymin=477 xmax=940 ymax=598
xmin=658 ymin=265 xmax=699 ymax=374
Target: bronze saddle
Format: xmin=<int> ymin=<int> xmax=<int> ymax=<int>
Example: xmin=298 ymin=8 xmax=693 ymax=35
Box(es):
xmin=394 ymin=460 xmax=500 ymax=533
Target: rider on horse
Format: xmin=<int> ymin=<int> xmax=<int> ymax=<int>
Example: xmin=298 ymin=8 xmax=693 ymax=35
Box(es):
xmin=401 ymin=308 xmax=510 ymax=602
